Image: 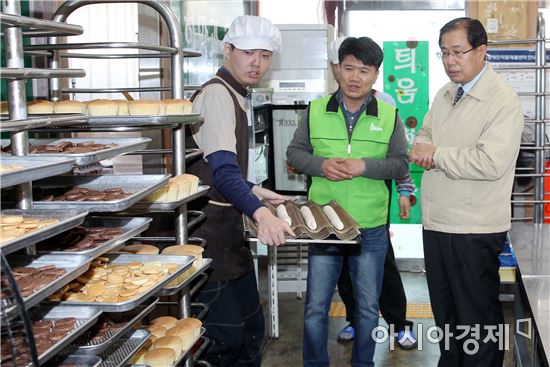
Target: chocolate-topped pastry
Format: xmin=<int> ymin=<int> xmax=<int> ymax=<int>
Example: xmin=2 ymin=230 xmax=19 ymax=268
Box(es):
xmin=48 ymin=330 xmax=69 ymax=342
xmin=54 ymin=317 xmax=76 ymax=328
xmin=33 ymin=320 xmax=54 ymax=329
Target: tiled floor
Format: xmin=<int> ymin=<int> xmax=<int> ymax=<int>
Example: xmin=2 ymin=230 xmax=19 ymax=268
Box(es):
xmin=259 ymin=271 xmax=515 ymax=366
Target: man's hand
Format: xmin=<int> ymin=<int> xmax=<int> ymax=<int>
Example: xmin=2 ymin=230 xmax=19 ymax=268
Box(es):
xmin=409 ymin=142 xmax=436 ymax=169
xmin=340 ymin=158 xmax=366 ymax=178
xmin=253 ymin=206 xmax=295 ymax=246
xmin=252 ymin=186 xmax=293 ymax=205
xmin=398 ymin=195 xmax=411 ymax=219
xmin=286 ymin=161 xmax=302 ymax=175
xmin=321 ymin=158 xmax=352 ymax=181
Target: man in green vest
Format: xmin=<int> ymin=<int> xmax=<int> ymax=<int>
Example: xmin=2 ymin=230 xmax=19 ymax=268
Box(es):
xmin=287 ymin=37 xmax=408 ymax=366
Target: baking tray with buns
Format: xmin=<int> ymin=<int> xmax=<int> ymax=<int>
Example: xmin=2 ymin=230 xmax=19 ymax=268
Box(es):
xmin=1 ymin=137 xmax=151 ymax=166
xmin=31 ymin=174 xmax=170 ymax=212
xmin=30 ymin=304 xmax=103 ymax=365
xmin=158 ymin=258 xmax=212 ymax=296
xmin=2 ymin=253 xmax=92 ymax=315
xmin=173 ymin=326 xmax=206 ymax=367
xmin=244 ymin=200 xmax=361 ymax=243
xmin=37 ymin=216 xmax=153 ymax=259
xmin=0 ymin=156 xmax=76 ymax=189
xmin=131 ymin=184 xmax=210 ymax=211
xmin=97 ymin=328 xmax=150 ymax=367
xmin=69 ymin=297 xmax=158 ymax=355
xmin=54 ymin=254 xmax=194 ymax=312
xmin=0 ymin=209 xmax=89 ymax=256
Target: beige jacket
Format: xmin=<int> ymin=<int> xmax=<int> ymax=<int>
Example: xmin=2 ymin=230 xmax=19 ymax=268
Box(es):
xmin=416 ymin=64 xmax=524 ymax=233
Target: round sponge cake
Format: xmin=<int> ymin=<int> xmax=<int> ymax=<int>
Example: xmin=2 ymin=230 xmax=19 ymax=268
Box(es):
xmin=143 ymin=348 xmax=175 ymax=367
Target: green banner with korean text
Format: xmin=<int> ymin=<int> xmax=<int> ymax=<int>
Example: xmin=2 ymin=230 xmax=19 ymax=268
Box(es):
xmin=383 ymin=41 xmax=429 ymax=224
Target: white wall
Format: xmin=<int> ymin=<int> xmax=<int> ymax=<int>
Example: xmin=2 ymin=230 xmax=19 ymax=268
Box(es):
xmin=259 ymin=0 xmax=325 ymax=24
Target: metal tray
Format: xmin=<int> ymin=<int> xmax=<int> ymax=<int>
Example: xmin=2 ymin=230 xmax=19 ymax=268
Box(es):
xmin=0 ymin=114 xmax=88 ymax=132
xmin=245 ymin=237 xmax=360 ymax=245
xmin=1 ymin=137 xmax=151 ymax=166
xmin=32 ymin=305 xmax=103 ymax=365
xmin=158 ymin=258 xmax=212 ymax=296
xmin=98 ymin=329 xmax=150 ymax=367
xmin=38 ymin=216 xmax=152 ymax=259
xmin=32 ymin=174 xmax=170 ymax=212
xmin=86 ymin=114 xmax=202 ymax=127
xmin=44 ymin=354 xmax=102 ymax=367
xmin=57 ymin=253 xmax=194 ymax=312
xmin=0 ymin=156 xmax=75 ymax=189
xmin=0 ymin=209 xmax=88 ymax=255
xmin=70 ymin=297 xmax=158 ymax=355
xmin=3 ymin=253 xmax=92 ymax=312
xmin=131 ymin=185 xmax=210 ymax=211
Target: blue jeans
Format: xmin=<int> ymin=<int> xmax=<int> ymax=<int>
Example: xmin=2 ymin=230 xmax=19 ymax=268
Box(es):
xmin=303 ymin=226 xmax=388 ymax=367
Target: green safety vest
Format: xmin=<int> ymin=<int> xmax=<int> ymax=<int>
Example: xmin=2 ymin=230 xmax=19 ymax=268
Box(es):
xmin=308 ymin=94 xmax=396 ymax=228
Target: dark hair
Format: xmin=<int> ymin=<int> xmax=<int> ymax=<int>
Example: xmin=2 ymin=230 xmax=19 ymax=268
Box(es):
xmin=438 ymin=17 xmax=487 ymax=49
xmin=338 ymin=37 xmax=383 ymax=69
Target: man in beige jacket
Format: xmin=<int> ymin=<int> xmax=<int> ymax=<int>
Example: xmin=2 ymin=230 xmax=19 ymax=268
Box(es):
xmin=409 ymin=18 xmax=523 ymax=366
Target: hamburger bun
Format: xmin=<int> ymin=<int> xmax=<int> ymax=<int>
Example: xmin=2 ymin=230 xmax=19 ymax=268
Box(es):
xmin=86 ymin=99 xmax=118 ymax=116
xmin=143 ymin=348 xmax=176 ymax=367
xmin=28 ymin=100 xmax=54 ymax=114
xmin=53 ymin=100 xmax=87 ymax=114
xmin=128 ymin=99 xmax=160 ymax=116
xmin=160 ymin=99 xmax=193 ymax=115
xmin=119 ymin=244 xmax=159 ymax=255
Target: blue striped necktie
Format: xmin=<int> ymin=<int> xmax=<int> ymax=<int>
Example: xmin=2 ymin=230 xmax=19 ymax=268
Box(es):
xmin=453 ymin=87 xmax=464 ymax=106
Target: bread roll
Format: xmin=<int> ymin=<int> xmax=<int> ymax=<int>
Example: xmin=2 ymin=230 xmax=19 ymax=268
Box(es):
xmin=161 ymin=245 xmax=204 ymax=267
xmin=300 ymin=206 xmax=317 ymax=230
xmin=160 ymin=99 xmax=193 ymax=115
xmin=175 ymin=318 xmax=202 ymax=340
xmin=153 ymin=336 xmax=183 ymax=359
xmin=1 ymin=101 xmax=8 ymax=114
xmin=86 ymin=99 xmax=118 ymax=116
xmin=128 ymin=99 xmax=160 ymax=116
xmin=28 ymin=100 xmax=54 ymax=114
xmin=276 ymin=204 xmax=292 ymax=226
xmin=170 ymin=174 xmax=199 ymax=196
xmin=147 ymin=324 xmax=167 ymax=338
xmin=53 ymin=100 xmax=87 ymax=114
xmin=166 ymin=324 xmax=194 ymax=350
xmin=323 ymin=205 xmax=344 ymax=230
xmin=119 ymin=244 xmax=159 ymax=255
xmin=151 ymin=316 xmax=178 ymax=330
xmin=144 ymin=182 xmax=179 ymax=202
xmin=113 ymin=99 xmax=129 ymax=115
xmin=143 ymin=348 xmax=176 ymax=367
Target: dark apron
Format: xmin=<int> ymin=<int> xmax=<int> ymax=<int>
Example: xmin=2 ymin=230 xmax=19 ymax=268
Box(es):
xmin=186 ymin=72 xmax=252 ymax=282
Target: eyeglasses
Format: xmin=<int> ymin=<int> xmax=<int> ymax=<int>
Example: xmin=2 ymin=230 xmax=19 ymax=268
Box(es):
xmin=436 ymin=47 xmax=476 ymax=59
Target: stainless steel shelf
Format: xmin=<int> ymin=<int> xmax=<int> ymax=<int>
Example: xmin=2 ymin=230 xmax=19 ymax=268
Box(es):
xmin=0 ymin=13 xmax=83 ymax=37
xmin=61 ymin=86 xmax=169 ymax=94
xmin=59 ymin=48 xmax=201 ymax=59
xmin=0 ymin=114 xmax=88 ymax=132
xmin=25 ymin=42 xmax=178 ymax=53
xmin=0 ymin=67 xmax=85 ymax=80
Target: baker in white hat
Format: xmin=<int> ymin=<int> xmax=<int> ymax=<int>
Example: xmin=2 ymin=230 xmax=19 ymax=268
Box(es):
xmin=186 ymin=15 xmax=293 ymax=367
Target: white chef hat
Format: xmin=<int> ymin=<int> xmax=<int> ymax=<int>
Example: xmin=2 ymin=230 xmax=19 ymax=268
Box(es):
xmin=328 ymin=35 xmax=349 ymax=65
xmin=223 ymin=15 xmax=281 ymax=52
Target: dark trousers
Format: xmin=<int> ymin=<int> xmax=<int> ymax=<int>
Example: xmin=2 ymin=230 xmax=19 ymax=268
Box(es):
xmin=337 ymin=239 xmax=413 ymax=332
xmin=197 ymin=270 xmax=264 ymax=367
xmin=423 ymin=229 xmax=506 ymax=367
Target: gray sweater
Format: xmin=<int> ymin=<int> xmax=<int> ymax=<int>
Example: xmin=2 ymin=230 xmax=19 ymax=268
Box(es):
xmin=286 ymin=94 xmax=409 ymax=180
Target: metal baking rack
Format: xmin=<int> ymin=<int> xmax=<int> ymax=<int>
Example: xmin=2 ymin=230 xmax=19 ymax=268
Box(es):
xmin=97 ymin=329 xmax=150 ymax=367
xmin=0 ymin=137 xmax=152 ymax=166
xmin=55 ymin=253 xmax=194 ymax=312
xmin=0 ymin=209 xmax=89 ymax=256
xmin=69 ymin=297 xmax=158 ymax=356
xmin=0 ymin=156 xmax=76 ymax=189
xmin=32 ymin=174 xmax=170 ymax=212
xmin=37 ymin=216 xmax=152 ymax=258
xmin=3 ymin=1 xmax=208 ymax=366
xmin=31 ymin=304 xmax=103 ymax=365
